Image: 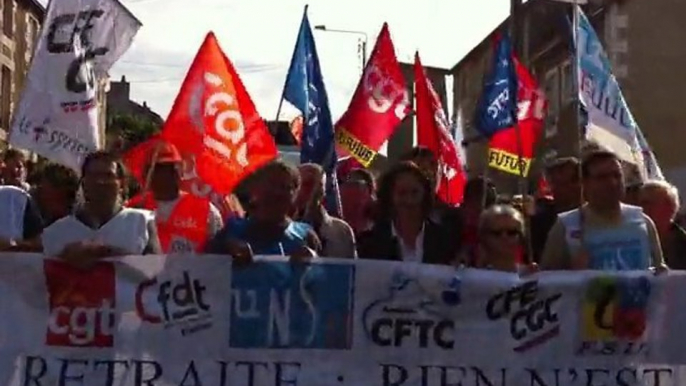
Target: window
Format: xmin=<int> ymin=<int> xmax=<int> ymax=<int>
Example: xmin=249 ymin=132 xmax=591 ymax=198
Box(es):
xmin=1 ymin=66 xmax=11 ymax=129
xmin=3 ymin=0 xmax=12 ymax=38
xmin=26 ymin=16 xmax=38 ymax=56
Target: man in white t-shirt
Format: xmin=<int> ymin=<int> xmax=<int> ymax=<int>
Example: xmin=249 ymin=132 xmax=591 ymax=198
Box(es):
xmin=42 ymin=151 xmax=162 ymax=267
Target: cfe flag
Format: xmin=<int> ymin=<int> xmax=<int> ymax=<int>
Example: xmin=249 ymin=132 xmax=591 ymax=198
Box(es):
xmin=10 ymin=0 xmax=140 ymax=171
xmin=414 ymin=53 xmax=466 ymax=205
xmin=335 ymin=23 xmax=410 ymax=167
xmin=475 ymin=32 xmax=518 ymax=138
xmin=487 ymin=56 xmax=547 ymax=177
xmin=282 ymin=6 xmax=340 ymax=215
xmin=161 ymin=32 xmax=277 ymax=196
xmin=576 ymin=6 xmax=663 ymax=180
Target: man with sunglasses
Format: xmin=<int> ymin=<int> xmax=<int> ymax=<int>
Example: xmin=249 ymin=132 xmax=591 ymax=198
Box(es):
xmin=541 ymin=150 xmax=665 ymax=271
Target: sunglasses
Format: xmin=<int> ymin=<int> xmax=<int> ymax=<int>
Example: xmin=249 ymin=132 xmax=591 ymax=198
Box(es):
xmin=487 ymin=229 xmax=520 ymax=238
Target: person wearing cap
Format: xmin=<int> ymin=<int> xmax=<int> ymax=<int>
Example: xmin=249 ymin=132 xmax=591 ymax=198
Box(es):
xmin=41 ymin=151 xmax=162 ymax=267
xmin=132 ymin=141 xmax=224 ymax=253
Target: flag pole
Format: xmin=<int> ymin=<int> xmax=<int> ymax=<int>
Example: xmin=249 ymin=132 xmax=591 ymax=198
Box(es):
xmin=572 ymin=0 xmax=587 ymax=255
xmin=510 ymin=0 xmax=534 ymax=264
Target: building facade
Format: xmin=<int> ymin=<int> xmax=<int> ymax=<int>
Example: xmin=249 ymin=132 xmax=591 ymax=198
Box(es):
xmin=0 ymin=0 xmax=42 ymax=142
xmin=387 ymin=61 xmax=448 ymax=164
xmin=451 ymin=0 xmax=686 ymax=193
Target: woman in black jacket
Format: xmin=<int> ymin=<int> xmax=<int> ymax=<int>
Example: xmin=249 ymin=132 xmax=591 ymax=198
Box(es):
xmin=357 ymin=161 xmax=458 ymax=265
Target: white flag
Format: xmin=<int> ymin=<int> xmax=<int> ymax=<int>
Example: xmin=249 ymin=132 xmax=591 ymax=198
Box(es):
xmin=9 ymin=0 xmax=141 ymax=171
xmin=576 ymin=6 xmax=663 ymax=181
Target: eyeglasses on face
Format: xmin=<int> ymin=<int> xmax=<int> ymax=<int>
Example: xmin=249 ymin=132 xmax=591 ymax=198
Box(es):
xmin=486 ymin=228 xmax=520 ymax=238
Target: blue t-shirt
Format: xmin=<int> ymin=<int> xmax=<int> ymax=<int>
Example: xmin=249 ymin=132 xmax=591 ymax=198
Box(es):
xmin=207 ymin=217 xmax=312 ymax=255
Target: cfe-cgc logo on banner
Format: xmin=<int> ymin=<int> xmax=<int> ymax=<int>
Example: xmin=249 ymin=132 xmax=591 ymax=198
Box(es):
xmin=486 ymin=280 xmax=562 ymax=352
xmin=362 ymin=271 xmax=462 ymax=350
xmin=577 ymin=276 xmax=651 ymax=356
xmin=44 ymin=260 xmax=117 ymax=347
xmin=135 ymin=271 xmax=213 ymax=336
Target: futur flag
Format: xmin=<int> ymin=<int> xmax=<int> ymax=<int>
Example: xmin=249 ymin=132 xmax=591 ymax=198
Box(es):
xmin=161 ymin=32 xmax=277 ymax=195
xmin=488 ymin=56 xmax=547 ymax=177
xmin=335 ymin=23 xmax=410 ymax=167
xmin=414 ymin=53 xmax=466 ymax=205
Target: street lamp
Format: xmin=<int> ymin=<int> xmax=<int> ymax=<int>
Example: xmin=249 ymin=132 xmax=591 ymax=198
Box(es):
xmin=314 ymin=25 xmax=368 ymax=70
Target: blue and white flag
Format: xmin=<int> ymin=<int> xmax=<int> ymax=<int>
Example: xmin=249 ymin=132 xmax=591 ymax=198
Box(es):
xmin=575 ymin=6 xmax=663 ymax=180
xmin=475 ymin=32 xmax=518 ymax=138
xmin=282 ymin=6 xmax=341 ymax=215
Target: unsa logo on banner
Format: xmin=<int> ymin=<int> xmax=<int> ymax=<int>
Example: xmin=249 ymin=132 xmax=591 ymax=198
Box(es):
xmin=362 ymin=271 xmax=462 ymax=350
xmin=486 ymin=280 xmax=562 ymax=352
xmin=135 ymin=270 xmax=213 ymax=336
xmin=44 ymin=260 xmax=117 ymax=347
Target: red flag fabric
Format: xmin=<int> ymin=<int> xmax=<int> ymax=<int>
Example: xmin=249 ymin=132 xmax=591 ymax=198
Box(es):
xmin=487 ymin=57 xmax=547 ymax=177
xmin=413 ymin=53 xmax=466 ymax=205
xmin=161 ymin=32 xmax=277 ymax=195
xmin=335 ymin=23 xmax=410 ymax=167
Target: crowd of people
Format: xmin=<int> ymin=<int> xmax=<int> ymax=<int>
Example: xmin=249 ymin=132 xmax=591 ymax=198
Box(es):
xmin=0 ymin=141 xmax=682 ymax=274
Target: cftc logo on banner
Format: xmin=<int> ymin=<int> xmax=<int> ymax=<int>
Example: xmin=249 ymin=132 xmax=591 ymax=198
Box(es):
xmin=44 ymin=260 xmax=117 ymax=347
xmin=362 ymin=271 xmax=462 ymax=350
xmin=135 ymin=271 xmax=213 ymax=336
xmin=577 ymin=276 xmax=651 ymax=356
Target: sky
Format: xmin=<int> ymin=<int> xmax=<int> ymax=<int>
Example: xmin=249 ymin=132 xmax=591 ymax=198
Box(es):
xmin=96 ymin=0 xmax=509 ymax=122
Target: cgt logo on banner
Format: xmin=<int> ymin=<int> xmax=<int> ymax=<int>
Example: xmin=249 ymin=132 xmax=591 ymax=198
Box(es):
xmin=44 ymin=260 xmax=116 ymax=347
xmin=577 ymin=276 xmax=651 ymax=356
xmin=362 ymin=271 xmax=462 ymax=350
xmin=486 ymin=280 xmax=562 ymax=352
xmin=135 ymin=271 xmax=213 ymax=336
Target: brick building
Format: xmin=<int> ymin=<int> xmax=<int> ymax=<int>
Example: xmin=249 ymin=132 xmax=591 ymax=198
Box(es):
xmin=106 ymin=75 xmax=163 ymax=125
xmin=451 ymin=0 xmax=686 ymax=194
xmin=0 ymin=0 xmax=43 ymax=141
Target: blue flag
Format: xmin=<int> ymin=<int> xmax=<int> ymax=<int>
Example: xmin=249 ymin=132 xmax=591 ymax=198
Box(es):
xmin=282 ymin=6 xmax=341 ymax=215
xmin=475 ymin=32 xmax=518 ymax=138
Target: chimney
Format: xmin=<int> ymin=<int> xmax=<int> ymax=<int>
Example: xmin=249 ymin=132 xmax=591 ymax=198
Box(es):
xmin=143 ymin=101 xmax=148 ymax=109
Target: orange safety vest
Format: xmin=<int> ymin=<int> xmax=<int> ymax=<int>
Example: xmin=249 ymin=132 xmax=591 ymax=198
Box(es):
xmin=150 ymin=194 xmax=210 ymax=253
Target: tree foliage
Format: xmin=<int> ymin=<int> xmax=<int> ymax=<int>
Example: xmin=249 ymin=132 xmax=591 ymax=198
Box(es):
xmin=107 ymin=113 xmax=161 ymax=147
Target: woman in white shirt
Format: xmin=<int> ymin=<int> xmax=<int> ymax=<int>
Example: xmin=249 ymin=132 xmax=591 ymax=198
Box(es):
xmin=42 ymin=151 xmax=162 ymax=267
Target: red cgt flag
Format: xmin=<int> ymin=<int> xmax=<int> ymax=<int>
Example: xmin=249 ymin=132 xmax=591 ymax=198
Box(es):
xmin=414 ymin=53 xmax=466 ymax=205
xmin=487 ymin=56 xmax=547 ymax=177
xmin=161 ymin=32 xmax=277 ymax=195
xmin=335 ymin=23 xmax=410 ymax=167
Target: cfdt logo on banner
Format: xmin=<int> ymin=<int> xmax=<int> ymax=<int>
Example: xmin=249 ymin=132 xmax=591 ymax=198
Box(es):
xmin=136 ymin=270 xmax=214 ymax=336
xmin=44 ymin=261 xmax=117 ymax=347
xmin=577 ymin=276 xmax=651 ymax=356
xmin=230 ymin=262 xmax=355 ymax=349
xmin=486 ymin=280 xmax=562 ymax=352
xmin=362 ymin=271 xmax=462 ymax=350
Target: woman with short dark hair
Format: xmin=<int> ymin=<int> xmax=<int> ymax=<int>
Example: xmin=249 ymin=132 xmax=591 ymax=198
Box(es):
xmin=356 ymin=162 xmax=458 ymax=264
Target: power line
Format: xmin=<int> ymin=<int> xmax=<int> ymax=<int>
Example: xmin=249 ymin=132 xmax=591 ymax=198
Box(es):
xmin=124 ymin=65 xmax=285 ymax=83
xmin=119 ymin=60 xmax=285 ymax=71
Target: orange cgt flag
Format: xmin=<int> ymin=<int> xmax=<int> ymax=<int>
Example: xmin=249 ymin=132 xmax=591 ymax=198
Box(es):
xmin=161 ymin=32 xmax=277 ymax=195
xmin=414 ymin=53 xmax=466 ymax=205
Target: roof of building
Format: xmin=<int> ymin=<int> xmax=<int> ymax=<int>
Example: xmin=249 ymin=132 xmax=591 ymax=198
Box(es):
xmin=26 ymin=0 xmax=46 ymax=18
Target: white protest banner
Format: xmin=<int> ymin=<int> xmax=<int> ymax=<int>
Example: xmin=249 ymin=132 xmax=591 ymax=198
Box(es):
xmin=2 ymin=253 xmax=686 ymax=386
xmin=9 ymin=0 xmax=141 ymax=171
xmin=576 ymin=6 xmax=663 ymax=180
